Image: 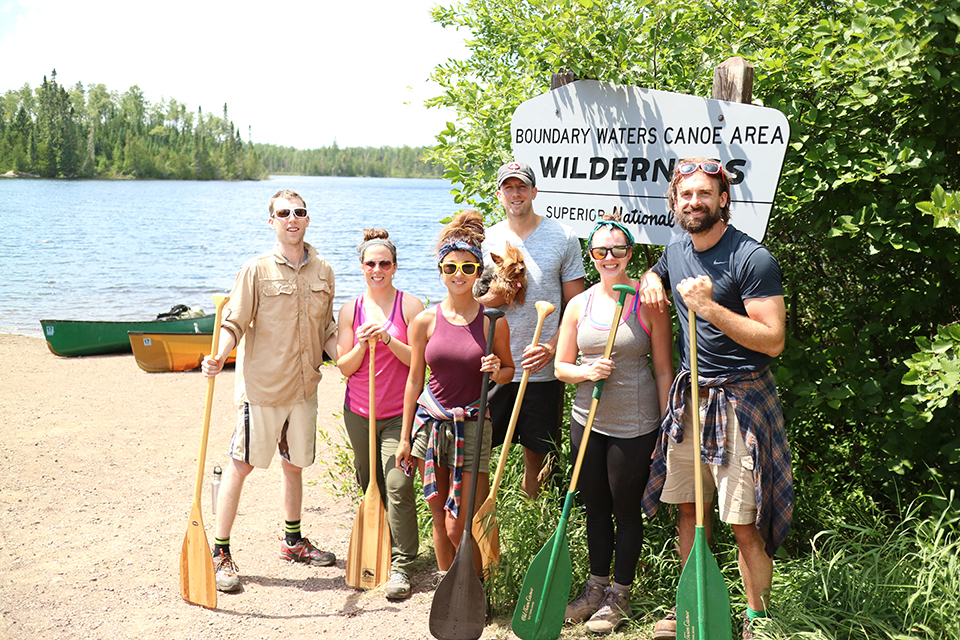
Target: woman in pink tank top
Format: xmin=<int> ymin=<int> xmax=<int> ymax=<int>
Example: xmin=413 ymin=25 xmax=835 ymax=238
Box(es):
xmin=396 ymin=211 xmax=515 ymax=579
xmin=336 ymin=228 xmax=425 ymax=599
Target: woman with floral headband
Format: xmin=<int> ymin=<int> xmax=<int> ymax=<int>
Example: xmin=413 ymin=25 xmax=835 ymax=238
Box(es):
xmin=396 ymin=210 xmax=515 ymax=578
xmin=554 ymin=215 xmax=673 ymax=634
xmin=336 ymin=228 xmax=425 ymax=600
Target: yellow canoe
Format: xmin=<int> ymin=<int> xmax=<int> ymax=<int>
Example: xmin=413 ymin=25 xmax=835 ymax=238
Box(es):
xmin=128 ymin=331 xmax=237 ymax=373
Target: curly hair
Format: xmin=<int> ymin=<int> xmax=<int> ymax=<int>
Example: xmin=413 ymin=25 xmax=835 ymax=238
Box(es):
xmin=436 ymin=210 xmax=485 ymax=259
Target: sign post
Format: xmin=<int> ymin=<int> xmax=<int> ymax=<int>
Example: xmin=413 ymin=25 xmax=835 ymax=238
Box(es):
xmin=510 ymin=79 xmax=789 ymax=243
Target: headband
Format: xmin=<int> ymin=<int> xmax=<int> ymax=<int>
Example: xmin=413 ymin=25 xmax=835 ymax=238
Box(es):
xmin=438 ymin=240 xmax=483 ymax=263
xmin=587 ymin=219 xmax=635 ymax=247
xmin=357 ymin=238 xmax=397 ymax=262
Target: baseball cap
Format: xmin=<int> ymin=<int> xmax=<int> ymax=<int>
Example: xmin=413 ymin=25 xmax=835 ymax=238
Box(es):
xmin=497 ymin=161 xmax=536 ymax=188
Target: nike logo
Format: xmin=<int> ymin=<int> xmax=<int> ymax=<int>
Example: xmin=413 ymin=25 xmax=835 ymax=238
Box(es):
xmin=713 ymin=260 xmax=727 ymax=265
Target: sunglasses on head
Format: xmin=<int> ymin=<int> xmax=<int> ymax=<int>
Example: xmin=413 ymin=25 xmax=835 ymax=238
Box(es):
xmin=589 ymin=245 xmax=630 ymax=260
xmin=273 ymin=207 xmax=308 ymax=219
xmin=676 ymin=161 xmax=723 ymax=178
xmin=363 ymin=260 xmax=394 ymax=270
xmin=439 ymin=262 xmax=480 ymax=276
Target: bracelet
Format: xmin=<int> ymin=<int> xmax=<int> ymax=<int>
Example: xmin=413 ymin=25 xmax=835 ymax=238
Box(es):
xmin=384 ymin=333 xmax=392 ymax=346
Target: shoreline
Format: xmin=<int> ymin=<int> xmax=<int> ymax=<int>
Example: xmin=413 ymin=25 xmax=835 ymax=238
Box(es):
xmin=0 ymin=333 xmax=509 ymax=640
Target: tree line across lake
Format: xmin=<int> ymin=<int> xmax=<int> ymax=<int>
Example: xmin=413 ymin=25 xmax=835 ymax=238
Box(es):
xmin=0 ymin=70 xmax=440 ymax=181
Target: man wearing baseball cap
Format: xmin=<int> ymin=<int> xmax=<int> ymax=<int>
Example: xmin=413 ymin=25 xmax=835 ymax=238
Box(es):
xmin=482 ymin=160 xmax=585 ymax=498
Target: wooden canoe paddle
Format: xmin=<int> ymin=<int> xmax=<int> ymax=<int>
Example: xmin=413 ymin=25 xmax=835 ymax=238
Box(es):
xmin=429 ymin=307 xmax=505 ymax=640
xmin=346 ymin=340 xmax=392 ymax=589
xmin=472 ymin=300 xmax=555 ymax=576
xmin=512 ymin=284 xmax=635 ymax=640
xmin=179 ymin=293 xmax=229 ymax=609
xmin=676 ymin=308 xmax=733 ymax=639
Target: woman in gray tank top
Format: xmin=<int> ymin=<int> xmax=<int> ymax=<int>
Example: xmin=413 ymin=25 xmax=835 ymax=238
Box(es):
xmin=554 ymin=218 xmax=674 ymax=634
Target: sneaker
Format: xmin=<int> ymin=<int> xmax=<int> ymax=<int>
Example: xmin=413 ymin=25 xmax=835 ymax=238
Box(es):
xmin=432 ymin=570 xmax=447 ymax=588
xmin=212 ymin=549 xmax=240 ymax=592
xmin=565 ymin=578 xmax=607 ymax=623
xmin=279 ymin=537 xmax=336 ymax=566
xmin=742 ymin=612 xmax=758 ymax=640
xmin=652 ymin=606 xmax=677 ymax=639
xmin=584 ymin=585 xmax=631 ymax=634
xmin=385 ymin=571 xmax=412 ymax=600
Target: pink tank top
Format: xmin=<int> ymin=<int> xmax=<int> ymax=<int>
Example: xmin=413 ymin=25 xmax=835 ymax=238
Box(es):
xmin=345 ymin=291 xmax=409 ymax=418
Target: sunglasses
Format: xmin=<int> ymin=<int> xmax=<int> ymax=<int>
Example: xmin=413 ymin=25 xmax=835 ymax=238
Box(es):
xmin=439 ymin=262 xmax=480 ymax=276
xmin=676 ymin=161 xmax=723 ymax=178
xmin=589 ymin=245 xmax=630 ymax=260
xmin=273 ymin=207 xmax=308 ymax=219
xmin=363 ymin=260 xmax=394 ymax=270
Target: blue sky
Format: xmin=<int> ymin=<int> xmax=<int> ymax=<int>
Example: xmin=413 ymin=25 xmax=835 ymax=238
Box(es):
xmin=0 ymin=0 xmax=470 ymax=149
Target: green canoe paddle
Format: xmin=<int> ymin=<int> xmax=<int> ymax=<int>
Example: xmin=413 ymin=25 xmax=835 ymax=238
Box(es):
xmin=512 ymin=283 xmax=635 ymax=640
xmin=675 ymin=308 xmax=733 ymax=640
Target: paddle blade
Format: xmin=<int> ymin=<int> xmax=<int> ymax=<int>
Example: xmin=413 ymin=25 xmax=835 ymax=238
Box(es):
xmin=511 ymin=529 xmax=573 ymax=640
xmin=472 ymin=498 xmax=500 ymax=577
xmin=676 ymin=527 xmax=733 ymax=640
xmin=429 ymin=541 xmax=485 ymax=640
xmin=345 ymin=488 xmax=392 ymax=590
xmin=179 ymin=501 xmax=217 ymax=609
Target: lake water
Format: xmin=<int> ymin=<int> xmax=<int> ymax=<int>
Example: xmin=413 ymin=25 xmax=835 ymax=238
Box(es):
xmin=0 ymin=175 xmax=463 ymax=338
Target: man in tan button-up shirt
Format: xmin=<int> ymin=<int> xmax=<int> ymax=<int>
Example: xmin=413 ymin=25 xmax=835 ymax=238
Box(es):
xmin=201 ymin=189 xmax=339 ymax=592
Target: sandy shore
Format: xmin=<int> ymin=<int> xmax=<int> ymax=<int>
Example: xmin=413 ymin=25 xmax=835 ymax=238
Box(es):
xmin=0 ymin=334 xmax=519 ymax=640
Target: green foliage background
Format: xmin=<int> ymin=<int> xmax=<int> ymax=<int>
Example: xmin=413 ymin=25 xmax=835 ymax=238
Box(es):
xmin=426 ymin=0 xmax=960 ymax=531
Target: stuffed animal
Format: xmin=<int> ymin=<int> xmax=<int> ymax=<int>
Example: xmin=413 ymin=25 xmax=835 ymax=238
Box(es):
xmin=473 ymin=241 xmax=527 ymax=308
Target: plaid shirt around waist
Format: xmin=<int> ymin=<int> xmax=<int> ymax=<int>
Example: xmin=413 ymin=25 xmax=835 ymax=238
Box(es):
xmin=641 ymin=367 xmax=793 ymax=557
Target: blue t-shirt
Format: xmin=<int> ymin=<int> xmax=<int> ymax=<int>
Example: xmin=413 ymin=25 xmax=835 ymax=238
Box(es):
xmin=652 ymin=225 xmax=782 ymax=376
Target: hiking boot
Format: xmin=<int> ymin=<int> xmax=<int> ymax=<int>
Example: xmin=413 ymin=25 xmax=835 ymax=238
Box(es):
xmin=565 ymin=578 xmax=607 ymax=623
xmin=385 ymin=571 xmax=411 ymax=600
xmin=212 ymin=549 xmax=240 ymax=592
xmin=652 ymin=606 xmax=677 ymax=639
xmin=584 ymin=585 xmax=631 ymax=634
xmin=279 ymin=537 xmax=336 ymax=566
xmin=742 ymin=612 xmax=757 ymax=640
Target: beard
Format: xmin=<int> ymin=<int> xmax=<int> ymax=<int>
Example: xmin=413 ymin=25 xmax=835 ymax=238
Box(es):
xmin=677 ymin=204 xmax=723 ymax=234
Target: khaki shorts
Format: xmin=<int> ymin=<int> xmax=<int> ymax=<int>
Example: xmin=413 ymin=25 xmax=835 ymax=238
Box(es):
xmin=228 ymin=393 xmax=318 ymax=469
xmin=411 ymin=417 xmax=492 ymax=471
xmin=660 ymin=392 xmax=756 ymax=525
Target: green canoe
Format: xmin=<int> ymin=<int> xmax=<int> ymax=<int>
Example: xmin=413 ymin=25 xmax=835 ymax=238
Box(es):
xmin=40 ymin=306 xmax=215 ymax=357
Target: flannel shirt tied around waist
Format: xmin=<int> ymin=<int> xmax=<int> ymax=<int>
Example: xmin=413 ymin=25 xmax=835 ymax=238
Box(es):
xmin=413 ymin=385 xmax=480 ymax=519
xmin=641 ymin=367 xmax=793 ymax=557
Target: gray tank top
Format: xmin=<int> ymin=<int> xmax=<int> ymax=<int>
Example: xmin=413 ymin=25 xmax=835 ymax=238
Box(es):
xmin=571 ymin=283 xmax=662 ymax=438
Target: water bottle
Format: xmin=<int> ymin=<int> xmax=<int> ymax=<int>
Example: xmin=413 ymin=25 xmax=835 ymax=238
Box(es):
xmin=212 ymin=464 xmax=222 ymax=514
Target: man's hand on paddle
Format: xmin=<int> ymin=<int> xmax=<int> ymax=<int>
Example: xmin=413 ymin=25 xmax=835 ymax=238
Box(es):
xmin=201 ymin=354 xmax=225 ymax=378
xmin=676 ymin=275 xmax=714 ymax=314
xmin=521 ymin=341 xmax=554 ymax=373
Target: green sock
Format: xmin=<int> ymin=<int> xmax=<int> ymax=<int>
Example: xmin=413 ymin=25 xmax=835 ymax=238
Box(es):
xmin=746 ymin=606 xmax=767 ymax=621
xmin=214 ymin=537 xmax=230 ymax=556
xmin=284 ymin=520 xmax=302 ymax=545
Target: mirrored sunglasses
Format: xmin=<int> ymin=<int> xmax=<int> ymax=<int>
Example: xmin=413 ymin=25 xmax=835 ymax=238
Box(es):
xmin=676 ymin=161 xmax=722 ymax=177
xmin=589 ymin=245 xmax=630 ymax=260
